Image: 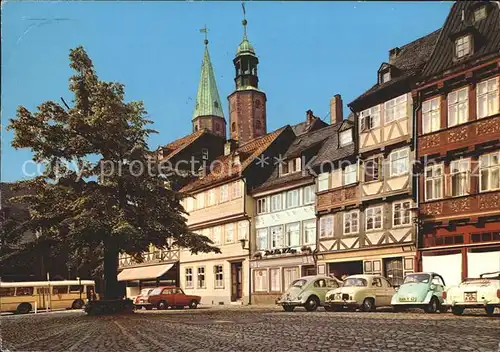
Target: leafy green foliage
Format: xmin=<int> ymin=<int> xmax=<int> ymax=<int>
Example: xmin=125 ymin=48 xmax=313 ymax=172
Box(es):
xmin=6 ymin=46 xmax=219 ymax=297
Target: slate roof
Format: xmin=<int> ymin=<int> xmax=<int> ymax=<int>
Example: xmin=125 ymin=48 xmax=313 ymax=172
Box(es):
xmin=253 ymin=119 xmax=356 ymax=192
xmin=292 ymin=117 xmax=328 ymax=136
xmin=159 ymin=129 xmax=209 ymax=160
xmin=422 ymin=1 xmax=500 ymax=80
xmin=180 ymin=126 xmax=289 ymax=193
xmin=349 ymin=29 xmax=441 ymax=108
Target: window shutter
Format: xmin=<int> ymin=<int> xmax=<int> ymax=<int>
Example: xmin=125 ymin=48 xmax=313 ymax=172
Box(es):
xmin=377 ymin=156 xmax=383 ymax=180
xmin=361 ymin=116 xmax=367 ymax=132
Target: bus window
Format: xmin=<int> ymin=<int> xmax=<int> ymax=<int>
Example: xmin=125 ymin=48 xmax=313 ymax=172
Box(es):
xmin=36 ymin=287 xmax=49 ymax=295
xmin=16 ymin=287 xmax=34 ymax=296
xmin=53 ymin=286 xmax=69 ymax=295
xmin=0 ymin=288 xmax=15 ymax=297
xmin=69 ymin=285 xmax=82 ymax=293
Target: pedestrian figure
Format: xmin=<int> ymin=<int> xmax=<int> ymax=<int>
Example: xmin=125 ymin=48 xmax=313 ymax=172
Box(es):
xmin=87 ymin=288 xmax=97 ymax=302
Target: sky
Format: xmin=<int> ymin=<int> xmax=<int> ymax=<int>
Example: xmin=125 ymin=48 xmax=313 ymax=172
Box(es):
xmin=2 ymin=1 xmax=453 ymax=182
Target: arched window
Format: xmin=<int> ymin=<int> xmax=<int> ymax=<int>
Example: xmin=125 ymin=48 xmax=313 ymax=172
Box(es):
xmin=194 ymin=125 xmax=199 ymax=131
xmin=214 ymin=101 xmax=219 ymax=109
xmin=256 ymin=120 xmax=262 ymax=130
xmin=215 ymin=122 xmax=220 ymax=131
xmin=232 ymin=122 xmax=236 ymax=132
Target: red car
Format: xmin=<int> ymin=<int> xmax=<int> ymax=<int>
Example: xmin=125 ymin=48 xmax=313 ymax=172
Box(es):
xmin=135 ymin=286 xmax=201 ymax=310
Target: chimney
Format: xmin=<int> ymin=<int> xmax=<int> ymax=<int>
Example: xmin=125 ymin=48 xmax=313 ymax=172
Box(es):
xmin=389 ymin=47 xmax=400 ymax=62
xmin=330 ymin=94 xmax=343 ymax=124
xmin=224 ymin=139 xmax=239 ymax=156
xmin=306 ymin=109 xmax=315 ymax=127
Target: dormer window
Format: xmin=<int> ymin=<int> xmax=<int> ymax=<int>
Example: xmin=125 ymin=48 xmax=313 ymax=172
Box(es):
xmin=382 ymin=71 xmax=391 ymax=83
xmin=455 ymin=35 xmax=471 ymax=59
xmin=280 ymin=158 xmax=301 ymax=176
xmin=473 ymin=6 xmax=487 ymax=22
xmin=339 ymin=129 xmax=353 ymax=147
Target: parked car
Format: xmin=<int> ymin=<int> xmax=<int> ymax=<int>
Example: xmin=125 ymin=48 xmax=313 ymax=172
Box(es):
xmin=391 ymin=272 xmax=446 ymax=313
xmin=133 ymin=288 xmax=154 ymax=309
xmin=276 ymin=275 xmax=342 ymax=312
xmin=324 ymin=274 xmax=395 ymax=312
xmin=445 ymin=271 xmax=500 ymax=316
xmin=135 ymin=286 xmax=201 ymax=310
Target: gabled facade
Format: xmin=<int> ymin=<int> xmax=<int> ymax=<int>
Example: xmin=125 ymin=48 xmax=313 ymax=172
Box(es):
xmin=248 ymin=111 xmax=330 ymax=304
xmin=343 ymin=29 xmax=441 ymax=285
xmin=415 ymin=1 xmax=500 ymax=286
xmin=179 ymin=126 xmax=296 ymax=305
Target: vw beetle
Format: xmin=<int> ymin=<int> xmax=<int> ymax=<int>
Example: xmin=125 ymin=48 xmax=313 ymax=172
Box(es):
xmin=391 ymin=272 xmax=447 ymax=313
xmin=276 ymin=275 xmax=342 ymax=312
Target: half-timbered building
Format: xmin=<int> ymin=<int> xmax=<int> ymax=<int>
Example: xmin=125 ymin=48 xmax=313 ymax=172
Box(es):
xmin=415 ymin=1 xmax=500 ymax=286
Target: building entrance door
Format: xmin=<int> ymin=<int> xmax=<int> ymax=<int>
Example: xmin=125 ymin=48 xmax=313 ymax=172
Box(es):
xmin=384 ymin=257 xmax=404 ymax=286
xmin=231 ymin=262 xmax=243 ymax=302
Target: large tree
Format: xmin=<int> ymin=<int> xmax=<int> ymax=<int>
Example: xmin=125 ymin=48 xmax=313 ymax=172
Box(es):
xmin=7 ymin=46 xmax=219 ymax=299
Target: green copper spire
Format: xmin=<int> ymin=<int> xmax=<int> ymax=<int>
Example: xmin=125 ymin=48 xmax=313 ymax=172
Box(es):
xmin=192 ymin=33 xmax=224 ymax=121
xmin=236 ymin=3 xmax=255 ymax=56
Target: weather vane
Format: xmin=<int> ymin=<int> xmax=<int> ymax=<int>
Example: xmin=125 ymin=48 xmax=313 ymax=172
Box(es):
xmin=200 ymin=24 xmax=209 ymax=45
xmin=241 ymin=2 xmax=248 ymax=38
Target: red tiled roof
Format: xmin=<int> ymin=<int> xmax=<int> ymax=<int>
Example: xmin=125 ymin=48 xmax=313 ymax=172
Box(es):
xmin=180 ymin=127 xmax=288 ymax=193
xmin=160 ymin=129 xmax=208 ymax=160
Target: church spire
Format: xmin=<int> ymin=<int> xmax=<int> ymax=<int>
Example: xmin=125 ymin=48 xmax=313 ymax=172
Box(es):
xmin=192 ymin=26 xmax=226 ymax=138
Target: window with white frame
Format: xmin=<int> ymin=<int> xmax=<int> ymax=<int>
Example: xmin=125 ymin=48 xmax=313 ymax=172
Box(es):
xmin=270 ymin=268 xmax=281 ymax=292
xmin=214 ymin=265 xmax=224 ymax=288
xmin=393 ymin=201 xmax=411 ymax=227
xmin=474 ymin=6 xmax=487 ymax=22
xmin=232 ymin=181 xmax=242 ymax=199
xmin=450 ymin=159 xmax=471 ymax=197
xmin=364 ymin=157 xmax=381 ymax=182
xmin=425 ymin=163 xmax=444 ymax=201
xmin=285 ymin=222 xmax=300 ymax=248
xmin=225 ymin=223 xmax=234 ymax=244
xmin=303 ymin=185 xmax=316 ymax=204
xmin=303 ymin=220 xmax=316 ymax=245
xmin=208 ymin=189 xmax=216 ymax=206
xmin=480 ymin=151 xmax=500 ymax=192
xmin=286 ymin=189 xmax=299 ymax=208
xmin=220 ymin=185 xmax=229 ymax=202
xmin=343 ymin=210 xmax=359 ymax=235
xmin=196 ymin=192 xmax=205 ymax=209
xmin=319 ymin=215 xmax=334 ymax=238
xmin=477 ymin=77 xmax=499 ymax=119
xmin=270 ymin=226 xmax=284 ymax=249
xmin=339 ymin=130 xmax=353 ymax=146
xmin=390 ymin=148 xmax=409 ymax=177
xmin=238 ymin=221 xmax=249 ymax=240
xmin=254 ymin=270 xmax=268 ymax=292
xmin=455 ymin=35 xmax=471 ymax=59
xmin=422 ymin=97 xmax=441 ymax=134
xmin=448 ymin=88 xmax=468 ymax=127
xmin=360 ymin=105 xmax=381 ymax=131
xmin=317 ymin=172 xmax=330 ymax=192
xmin=257 ymin=198 xmax=267 ymax=214
xmin=270 ymin=194 xmax=282 ymax=212
xmin=257 ymin=228 xmax=268 ymax=250
xmin=280 ymin=158 xmax=301 ymax=176
xmin=213 ymin=226 xmax=221 ymax=245
xmin=197 ymin=267 xmax=206 ymax=288
xmin=384 ymin=94 xmax=407 ymax=123
xmin=382 ymin=71 xmax=391 ymax=83
xmin=366 ymin=206 xmax=383 ymax=231
xmin=283 ymin=267 xmax=299 ymax=290
xmin=185 ymin=268 xmax=193 ymax=288
xmin=343 ymin=164 xmax=357 ymax=185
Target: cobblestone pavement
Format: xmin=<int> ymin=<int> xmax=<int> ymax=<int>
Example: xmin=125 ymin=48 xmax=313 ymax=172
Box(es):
xmin=1 ymin=307 xmax=499 ymax=352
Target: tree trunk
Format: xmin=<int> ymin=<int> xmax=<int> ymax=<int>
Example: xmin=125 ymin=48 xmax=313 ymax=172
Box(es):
xmin=103 ymin=242 xmax=120 ymax=300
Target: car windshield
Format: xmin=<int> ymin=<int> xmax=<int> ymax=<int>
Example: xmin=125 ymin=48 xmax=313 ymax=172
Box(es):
xmin=140 ymin=289 xmax=152 ymax=296
xmin=291 ymin=279 xmax=307 ymax=288
xmin=343 ymin=278 xmax=367 ymax=287
xmin=150 ymin=288 xmax=162 ymax=295
xmin=403 ymin=274 xmax=430 ymax=284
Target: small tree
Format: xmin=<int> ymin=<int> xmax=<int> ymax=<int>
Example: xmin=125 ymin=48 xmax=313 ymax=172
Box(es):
xmin=7 ymin=46 xmax=219 ymax=299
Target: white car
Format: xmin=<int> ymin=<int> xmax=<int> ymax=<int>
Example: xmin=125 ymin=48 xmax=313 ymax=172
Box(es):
xmin=445 ymin=271 xmax=500 ymax=316
xmin=324 ymin=274 xmax=396 ymax=312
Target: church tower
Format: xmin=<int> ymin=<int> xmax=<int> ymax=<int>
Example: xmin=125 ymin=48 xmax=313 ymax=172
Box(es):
xmin=192 ymin=33 xmax=226 ymax=138
xmin=227 ymin=9 xmax=267 ymax=144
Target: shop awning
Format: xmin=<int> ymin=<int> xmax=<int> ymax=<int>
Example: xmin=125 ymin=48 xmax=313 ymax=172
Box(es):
xmin=117 ymin=263 xmax=174 ymax=281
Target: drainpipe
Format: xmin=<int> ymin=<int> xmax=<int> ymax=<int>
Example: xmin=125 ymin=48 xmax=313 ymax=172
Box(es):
xmin=241 ymin=177 xmax=252 ymax=305
xmin=413 ymin=90 xmax=423 ymax=271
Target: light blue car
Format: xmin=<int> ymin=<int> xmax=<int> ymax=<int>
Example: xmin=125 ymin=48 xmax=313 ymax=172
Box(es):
xmin=391 ymin=272 xmax=447 ymax=313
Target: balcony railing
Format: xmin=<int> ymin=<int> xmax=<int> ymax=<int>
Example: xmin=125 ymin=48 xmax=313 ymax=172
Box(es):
xmin=118 ymin=249 xmax=179 ymax=269
xmin=316 ymin=183 xmax=359 ymax=213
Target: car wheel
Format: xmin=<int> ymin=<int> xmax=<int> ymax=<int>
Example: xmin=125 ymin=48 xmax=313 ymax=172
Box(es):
xmin=304 ymin=296 xmax=319 ymax=312
xmin=71 ymin=299 xmax=84 ymax=309
xmin=16 ymin=303 xmax=32 ymax=315
xmin=424 ymin=297 xmax=439 ymax=314
xmin=283 ymin=306 xmax=295 ymax=312
xmin=157 ymin=301 xmax=168 ymax=310
xmin=485 ymin=305 xmax=495 ymax=316
xmin=451 ymin=306 xmax=464 ymax=316
xmin=189 ymin=300 xmax=198 ymax=309
xmin=361 ymin=298 xmax=375 ymax=312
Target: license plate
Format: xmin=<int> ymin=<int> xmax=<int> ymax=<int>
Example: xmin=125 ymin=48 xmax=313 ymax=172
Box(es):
xmin=464 ymin=292 xmax=477 ymax=302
